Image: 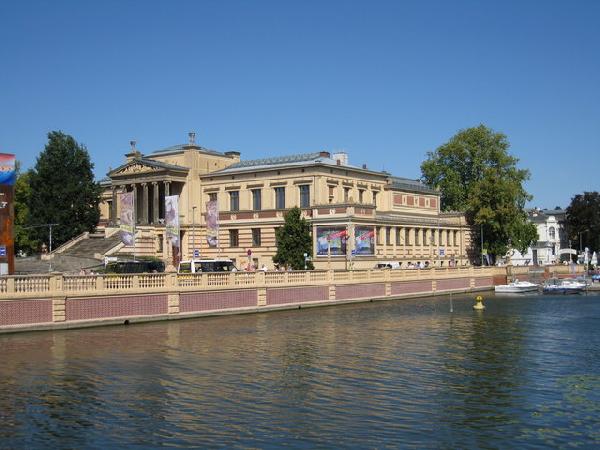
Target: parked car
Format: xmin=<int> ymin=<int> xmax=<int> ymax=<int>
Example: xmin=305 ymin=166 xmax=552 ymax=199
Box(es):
xmin=105 ymin=260 xmax=165 ymax=274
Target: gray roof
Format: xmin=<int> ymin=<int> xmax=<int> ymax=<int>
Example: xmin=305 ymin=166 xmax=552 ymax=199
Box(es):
xmin=389 ymin=176 xmax=438 ymax=194
xmin=217 ymin=152 xmax=337 ymax=172
xmin=151 ymin=144 xmax=223 ymax=157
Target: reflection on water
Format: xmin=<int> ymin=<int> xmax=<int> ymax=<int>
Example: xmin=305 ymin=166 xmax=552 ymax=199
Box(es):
xmin=1 ymin=293 xmax=600 ymax=448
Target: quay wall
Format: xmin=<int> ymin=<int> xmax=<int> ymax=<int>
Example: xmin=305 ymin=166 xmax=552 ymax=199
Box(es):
xmin=0 ymin=265 xmax=583 ymax=334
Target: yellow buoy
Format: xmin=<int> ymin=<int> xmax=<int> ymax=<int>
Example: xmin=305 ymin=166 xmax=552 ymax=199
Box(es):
xmin=473 ymin=295 xmax=485 ymax=310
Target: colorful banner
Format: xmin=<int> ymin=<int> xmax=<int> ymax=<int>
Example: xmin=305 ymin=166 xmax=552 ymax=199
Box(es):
xmin=165 ymin=195 xmax=180 ymax=248
xmin=206 ymin=200 xmax=219 ymax=247
xmin=354 ymin=226 xmax=375 ymax=255
xmin=119 ymin=192 xmax=135 ymax=246
xmin=316 ymin=226 xmax=347 ymax=256
xmin=0 ymin=153 xmax=16 ymax=186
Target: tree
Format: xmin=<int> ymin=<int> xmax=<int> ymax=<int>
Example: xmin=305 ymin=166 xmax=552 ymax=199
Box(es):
xmin=273 ymin=207 xmax=315 ymax=270
xmin=421 ymin=124 xmax=537 ymax=262
xmin=13 ymin=164 xmax=38 ymax=254
xmin=27 ymin=131 xmax=102 ymax=249
xmin=566 ymin=192 xmax=600 ymax=253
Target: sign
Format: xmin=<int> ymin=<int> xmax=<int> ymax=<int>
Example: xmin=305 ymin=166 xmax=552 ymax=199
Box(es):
xmin=119 ymin=192 xmax=135 ymax=246
xmin=193 ymin=249 xmax=199 ymax=258
xmin=0 ymin=153 xmax=15 ymax=186
xmin=0 ymin=245 xmax=5 ymax=256
xmin=206 ymin=199 xmax=219 ymax=247
xmin=439 ymin=247 xmax=445 ymax=257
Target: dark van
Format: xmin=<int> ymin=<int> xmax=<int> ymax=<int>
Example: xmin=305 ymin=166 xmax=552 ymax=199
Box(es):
xmin=105 ymin=260 xmax=165 ymax=274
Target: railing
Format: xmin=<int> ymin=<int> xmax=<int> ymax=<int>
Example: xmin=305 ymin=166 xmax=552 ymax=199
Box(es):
xmin=0 ymin=266 xmax=509 ymax=299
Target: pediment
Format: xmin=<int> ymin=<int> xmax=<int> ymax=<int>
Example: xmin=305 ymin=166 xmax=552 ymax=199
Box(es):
xmin=112 ymin=161 xmax=160 ymax=176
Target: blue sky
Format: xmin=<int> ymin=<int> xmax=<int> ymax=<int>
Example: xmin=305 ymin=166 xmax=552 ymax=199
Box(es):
xmin=1 ymin=0 xmax=598 ymax=208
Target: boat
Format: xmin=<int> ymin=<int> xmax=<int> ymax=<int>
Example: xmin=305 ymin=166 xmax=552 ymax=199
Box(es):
xmin=542 ymin=278 xmax=587 ymax=294
xmin=494 ymin=279 xmax=539 ymax=293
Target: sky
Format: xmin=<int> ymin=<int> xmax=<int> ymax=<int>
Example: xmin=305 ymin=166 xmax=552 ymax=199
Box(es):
xmin=1 ymin=0 xmax=599 ymax=209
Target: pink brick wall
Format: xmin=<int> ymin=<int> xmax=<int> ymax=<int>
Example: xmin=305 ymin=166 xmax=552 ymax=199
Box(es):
xmin=180 ymin=290 xmax=257 ymax=313
xmin=391 ymin=280 xmax=433 ymax=296
xmin=267 ymin=286 xmax=329 ymax=305
xmin=66 ymin=295 xmax=168 ymax=321
xmin=436 ymin=278 xmax=470 ymax=291
xmin=474 ymin=277 xmax=493 ymax=287
xmin=0 ymin=299 xmax=52 ymax=326
xmin=336 ymin=283 xmax=386 ymax=300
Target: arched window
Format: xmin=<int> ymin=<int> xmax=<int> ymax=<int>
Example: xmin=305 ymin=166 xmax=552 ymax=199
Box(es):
xmin=549 ymin=227 xmax=556 ymax=240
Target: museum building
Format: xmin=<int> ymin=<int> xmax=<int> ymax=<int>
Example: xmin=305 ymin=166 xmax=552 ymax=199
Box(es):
xmin=99 ymin=133 xmax=473 ymax=270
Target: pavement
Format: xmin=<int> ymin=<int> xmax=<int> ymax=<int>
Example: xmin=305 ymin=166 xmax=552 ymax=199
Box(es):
xmin=14 ymin=255 xmax=104 ymax=275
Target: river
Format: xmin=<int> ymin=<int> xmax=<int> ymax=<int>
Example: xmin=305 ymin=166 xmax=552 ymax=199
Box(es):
xmin=1 ymin=292 xmax=599 ymax=448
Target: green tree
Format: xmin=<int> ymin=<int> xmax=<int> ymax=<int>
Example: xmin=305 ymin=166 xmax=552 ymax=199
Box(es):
xmin=27 ymin=131 xmax=102 ymax=249
xmin=421 ymin=124 xmax=537 ymax=262
xmin=13 ymin=165 xmax=38 ymax=254
xmin=566 ymin=192 xmax=600 ymax=253
xmin=273 ymin=207 xmax=314 ymax=270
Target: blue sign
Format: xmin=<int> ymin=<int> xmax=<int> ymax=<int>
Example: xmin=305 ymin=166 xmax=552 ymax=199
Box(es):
xmin=0 ymin=246 xmax=6 ymax=257
xmin=439 ymin=248 xmax=445 ymax=257
xmin=351 ymin=249 xmax=357 ymax=256
xmin=193 ymin=249 xmax=199 ymax=258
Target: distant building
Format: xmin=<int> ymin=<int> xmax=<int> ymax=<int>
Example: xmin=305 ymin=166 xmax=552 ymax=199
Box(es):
xmin=98 ymin=133 xmax=475 ymax=270
xmin=509 ymin=208 xmax=571 ymax=265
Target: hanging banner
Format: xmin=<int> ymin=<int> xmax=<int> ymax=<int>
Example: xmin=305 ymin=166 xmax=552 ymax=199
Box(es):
xmin=206 ymin=200 xmax=219 ymax=247
xmin=119 ymin=192 xmax=135 ymax=246
xmin=165 ymin=195 xmax=180 ymax=248
xmin=354 ymin=226 xmax=375 ymax=255
xmin=0 ymin=153 xmax=16 ymax=186
xmin=316 ymin=226 xmax=347 ymax=256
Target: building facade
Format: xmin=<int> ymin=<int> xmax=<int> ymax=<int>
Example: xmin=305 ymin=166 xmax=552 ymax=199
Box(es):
xmin=99 ymin=133 xmax=474 ymax=270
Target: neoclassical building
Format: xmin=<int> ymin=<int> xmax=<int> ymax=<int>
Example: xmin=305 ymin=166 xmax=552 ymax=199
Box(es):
xmin=99 ymin=133 xmax=474 ymax=270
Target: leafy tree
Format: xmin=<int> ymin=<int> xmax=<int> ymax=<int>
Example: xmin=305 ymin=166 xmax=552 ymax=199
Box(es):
xmin=27 ymin=131 xmax=102 ymax=249
xmin=565 ymin=192 xmax=600 ymax=253
xmin=13 ymin=164 xmax=38 ymax=254
xmin=421 ymin=124 xmax=537 ymax=262
xmin=273 ymin=207 xmax=314 ymax=270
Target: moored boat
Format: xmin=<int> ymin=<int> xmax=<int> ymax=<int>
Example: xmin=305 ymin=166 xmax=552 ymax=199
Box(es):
xmin=542 ymin=278 xmax=587 ymax=294
xmin=495 ymin=280 xmax=539 ymax=293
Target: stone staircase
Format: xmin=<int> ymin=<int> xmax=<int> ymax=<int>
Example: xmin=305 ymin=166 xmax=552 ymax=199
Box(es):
xmin=63 ymin=233 xmax=122 ymax=259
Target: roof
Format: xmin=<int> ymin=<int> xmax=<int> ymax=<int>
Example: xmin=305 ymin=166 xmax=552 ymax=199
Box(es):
xmin=215 ymin=152 xmax=340 ymax=173
xmin=150 ymin=144 xmax=224 ymax=157
xmin=388 ymin=176 xmax=438 ymax=194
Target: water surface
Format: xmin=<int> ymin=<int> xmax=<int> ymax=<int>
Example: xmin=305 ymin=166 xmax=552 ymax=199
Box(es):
xmin=1 ymin=292 xmax=600 ymax=448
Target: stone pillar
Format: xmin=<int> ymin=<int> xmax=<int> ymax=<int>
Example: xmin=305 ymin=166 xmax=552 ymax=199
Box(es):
xmin=152 ymin=182 xmax=159 ymax=224
xmin=110 ymin=187 xmax=117 ymax=226
xmin=142 ymin=183 xmax=149 ymax=225
xmin=164 ymin=181 xmax=171 ymax=197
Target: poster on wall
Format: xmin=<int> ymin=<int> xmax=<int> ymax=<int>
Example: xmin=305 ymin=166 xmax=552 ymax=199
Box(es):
xmin=316 ymin=226 xmax=347 ymax=256
xmin=354 ymin=226 xmax=375 ymax=255
xmin=0 ymin=153 xmax=15 ymax=186
xmin=206 ymin=200 xmax=219 ymax=247
xmin=165 ymin=195 xmax=180 ymax=248
xmin=119 ymin=192 xmax=135 ymax=246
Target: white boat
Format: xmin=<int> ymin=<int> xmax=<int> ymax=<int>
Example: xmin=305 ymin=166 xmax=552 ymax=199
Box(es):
xmin=542 ymin=278 xmax=587 ymax=294
xmin=495 ymin=280 xmax=539 ymax=293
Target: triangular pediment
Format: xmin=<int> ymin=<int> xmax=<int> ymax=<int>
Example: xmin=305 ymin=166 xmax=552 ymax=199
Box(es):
xmin=108 ymin=158 xmax=189 ymax=178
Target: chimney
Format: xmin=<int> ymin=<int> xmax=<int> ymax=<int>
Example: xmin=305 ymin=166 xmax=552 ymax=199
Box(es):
xmin=188 ymin=132 xmax=196 ymax=145
xmin=332 ymin=152 xmax=348 ymax=166
xmin=337 ymin=159 xmax=341 ymax=166
xmin=319 ymin=151 xmax=331 ymax=158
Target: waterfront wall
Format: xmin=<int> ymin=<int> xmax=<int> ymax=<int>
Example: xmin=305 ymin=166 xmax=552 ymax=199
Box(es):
xmin=0 ymin=265 xmax=582 ymax=333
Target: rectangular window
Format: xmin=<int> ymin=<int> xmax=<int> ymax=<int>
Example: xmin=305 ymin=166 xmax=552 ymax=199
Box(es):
xmin=208 ymin=192 xmax=217 ymax=202
xmin=229 ymin=229 xmax=239 ymax=247
xmin=275 ymin=187 xmax=285 ymax=209
xmin=373 ymin=191 xmax=378 ymax=207
xmin=229 ymin=191 xmax=239 ymax=212
xmin=359 ymin=189 xmax=364 ymax=203
xmin=328 ymin=186 xmax=335 ymax=203
xmin=252 ymin=189 xmax=262 ymax=211
xmin=252 ymin=228 xmax=261 ymax=247
xmin=344 ymin=187 xmax=350 ymax=203
xmin=299 ymin=185 xmax=310 ymax=208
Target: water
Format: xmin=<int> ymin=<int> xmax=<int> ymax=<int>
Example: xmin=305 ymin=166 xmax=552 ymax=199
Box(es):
xmin=2 ymin=292 xmax=600 ymax=448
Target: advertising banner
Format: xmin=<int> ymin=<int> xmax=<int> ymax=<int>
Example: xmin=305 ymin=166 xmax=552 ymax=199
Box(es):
xmin=119 ymin=192 xmax=135 ymax=246
xmin=316 ymin=226 xmax=347 ymax=256
xmin=0 ymin=153 xmax=15 ymax=186
xmin=354 ymin=226 xmax=375 ymax=255
xmin=206 ymin=200 xmax=219 ymax=247
xmin=165 ymin=195 xmax=180 ymax=248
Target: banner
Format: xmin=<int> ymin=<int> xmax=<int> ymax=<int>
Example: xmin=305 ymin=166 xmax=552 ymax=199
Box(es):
xmin=165 ymin=195 xmax=180 ymax=248
xmin=206 ymin=200 xmax=219 ymax=247
xmin=354 ymin=226 xmax=375 ymax=255
xmin=0 ymin=153 xmax=15 ymax=186
xmin=316 ymin=226 xmax=347 ymax=256
xmin=119 ymin=192 xmax=135 ymax=246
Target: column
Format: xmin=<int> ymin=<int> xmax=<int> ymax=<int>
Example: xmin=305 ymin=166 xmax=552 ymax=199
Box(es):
xmin=142 ymin=183 xmax=149 ymax=225
xmin=164 ymin=181 xmax=171 ymax=197
xmin=152 ymin=182 xmax=159 ymax=224
xmin=110 ymin=186 xmax=117 ymax=226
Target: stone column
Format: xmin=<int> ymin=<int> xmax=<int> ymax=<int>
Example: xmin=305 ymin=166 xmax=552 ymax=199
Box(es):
xmin=142 ymin=183 xmax=149 ymax=225
xmin=164 ymin=181 xmax=171 ymax=197
xmin=152 ymin=182 xmax=159 ymax=224
xmin=110 ymin=187 xmax=117 ymax=226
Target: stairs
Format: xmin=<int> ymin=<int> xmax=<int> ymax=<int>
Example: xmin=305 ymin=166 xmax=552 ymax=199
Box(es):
xmin=63 ymin=233 xmax=123 ymax=258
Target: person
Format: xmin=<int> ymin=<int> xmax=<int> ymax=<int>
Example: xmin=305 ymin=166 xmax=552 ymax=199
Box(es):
xmin=260 ymin=264 xmax=268 ymax=272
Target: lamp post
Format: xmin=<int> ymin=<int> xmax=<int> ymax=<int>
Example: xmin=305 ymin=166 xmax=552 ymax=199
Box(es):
xmin=191 ymin=206 xmax=197 ymax=260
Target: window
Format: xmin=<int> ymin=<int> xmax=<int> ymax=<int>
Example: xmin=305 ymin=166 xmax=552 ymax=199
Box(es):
xmin=373 ymin=191 xmax=378 ymax=207
xmin=252 ymin=228 xmax=261 ymax=246
xmin=275 ymin=187 xmax=285 ymax=209
xmin=415 ymin=228 xmax=421 ymax=246
xmin=299 ymin=185 xmax=310 ymax=208
xmin=252 ymin=189 xmax=262 ymax=211
xmin=328 ymin=186 xmax=335 ymax=203
xmin=208 ymin=192 xmax=217 ymax=202
xmin=386 ymin=227 xmax=391 ymax=245
xmin=376 ymin=227 xmax=382 ymax=245
xmin=229 ymin=229 xmax=239 ymax=247
xmin=344 ymin=187 xmax=350 ymax=202
xmin=549 ymin=227 xmax=556 ymax=240
xmin=229 ymin=191 xmax=239 ymax=211
xmin=359 ymin=189 xmax=364 ymax=203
